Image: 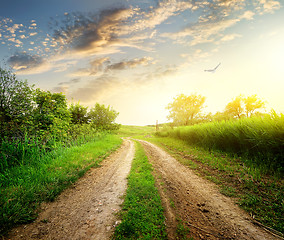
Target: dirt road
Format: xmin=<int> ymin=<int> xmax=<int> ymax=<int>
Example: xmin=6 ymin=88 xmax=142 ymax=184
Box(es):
xmin=6 ymin=139 xmax=282 ymax=240
xmin=7 ymin=139 xmax=135 ymax=240
xmin=139 ymin=140 xmax=281 ymax=240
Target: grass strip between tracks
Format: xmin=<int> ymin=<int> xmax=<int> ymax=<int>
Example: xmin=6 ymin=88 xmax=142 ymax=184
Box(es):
xmin=0 ymin=134 xmax=122 ymax=236
xmin=113 ymin=141 xmax=167 ymax=240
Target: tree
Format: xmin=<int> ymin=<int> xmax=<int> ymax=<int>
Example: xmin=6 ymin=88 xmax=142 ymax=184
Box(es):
xmin=166 ymin=93 xmax=206 ymax=125
xmin=243 ymin=95 xmax=265 ymax=117
xmin=69 ymin=102 xmax=89 ymax=124
xmin=224 ymin=95 xmax=243 ymax=119
xmin=33 ymin=89 xmax=71 ymax=139
xmin=224 ymin=95 xmax=265 ymax=119
xmin=88 ymin=103 xmax=120 ymax=130
xmin=0 ymin=67 xmax=34 ymax=138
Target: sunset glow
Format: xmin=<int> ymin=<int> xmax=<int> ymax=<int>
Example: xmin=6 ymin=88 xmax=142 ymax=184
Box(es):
xmin=1 ymin=0 xmax=283 ymax=125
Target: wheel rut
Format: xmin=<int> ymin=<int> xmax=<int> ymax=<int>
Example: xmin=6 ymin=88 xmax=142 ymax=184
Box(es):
xmin=139 ymin=140 xmax=281 ymax=240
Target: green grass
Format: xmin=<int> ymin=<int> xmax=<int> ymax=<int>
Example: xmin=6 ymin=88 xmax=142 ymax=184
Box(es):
xmin=156 ymin=114 xmax=284 ymax=176
xmin=113 ymin=142 xmax=166 ymax=240
xmin=149 ymin=136 xmax=284 ymax=234
xmin=0 ymin=134 xmax=122 ymax=235
xmin=115 ymin=125 xmax=155 ymax=139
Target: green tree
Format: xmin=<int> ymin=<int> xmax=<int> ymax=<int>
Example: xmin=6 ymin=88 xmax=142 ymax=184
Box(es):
xmin=166 ymin=93 xmax=206 ymax=125
xmin=88 ymin=103 xmax=120 ymax=130
xmin=33 ymin=89 xmax=71 ymax=140
xmin=0 ymin=67 xmax=34 ymax=138
xmin=243 ymin=95 xmax=265 ymax=117
xmin=69 ymin=102 xmax=89 ymax=124
xmin=224 ymin=95 xmax=265 ymax=119
xmin=224 ymin=95 xmax=243 ymax=119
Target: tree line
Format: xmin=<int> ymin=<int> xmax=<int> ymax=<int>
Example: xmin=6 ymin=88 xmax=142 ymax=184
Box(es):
xmin=0 ymin=67 xmax=120 ymax=157
xmin=166 ymin=93 xmax=266 ymax=126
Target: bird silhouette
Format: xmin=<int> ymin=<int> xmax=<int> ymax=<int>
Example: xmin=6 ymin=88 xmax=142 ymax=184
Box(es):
xmin=204 ymin=63 xmax=221 ymax=73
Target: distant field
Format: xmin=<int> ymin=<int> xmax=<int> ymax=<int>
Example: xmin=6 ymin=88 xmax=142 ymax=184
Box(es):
xmin=115 ymin=125 xmax=156 ymax=138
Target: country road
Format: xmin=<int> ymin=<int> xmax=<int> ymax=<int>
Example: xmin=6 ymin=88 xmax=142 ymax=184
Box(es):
xmin=139 ymin=140 xmax=282 ymax=240
xmin=6 ymin=139 xmax=281 ymax=240
xmin=6 ymin=139 xmax=135 ymax=240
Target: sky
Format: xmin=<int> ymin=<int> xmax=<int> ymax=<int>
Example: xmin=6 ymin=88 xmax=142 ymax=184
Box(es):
xmin=0 ymin=0 xmax=283 ymax=125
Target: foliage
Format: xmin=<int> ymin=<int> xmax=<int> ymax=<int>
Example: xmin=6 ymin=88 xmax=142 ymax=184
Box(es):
xmin=0 ymin=67 xmax=34 ymax=139
xmin=33 ymin=89 xmax=71 ymax=141
xmin=225 ymin=94 xmax=265 ymax=119
xmin=166 ymin=93 xmax=206 ymax=125
xmin=69 ymin=102 xmax=89 ymax=124
xmin=225 ymin=95 xmax=243 ymax=119
xmin=113 ymin=142 xmax=166 ymax=240
xmin=88 ymin=103 xmax=120 ymax=130
xmin=156 ymin=113 xmax=284 ymax=176
xmin=0 ymin=67 xmax=120 ymax=172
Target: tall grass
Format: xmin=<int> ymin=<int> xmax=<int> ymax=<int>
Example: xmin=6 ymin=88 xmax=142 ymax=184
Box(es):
xmin=0 ymin=124 xmax=102 ymax=173
xmin=157 ymin=114 xmax=284 ymax=175
xmin=0 ymin=134 xmax=122 ymax=235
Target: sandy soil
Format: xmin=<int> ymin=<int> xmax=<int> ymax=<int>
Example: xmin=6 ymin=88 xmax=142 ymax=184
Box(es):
xmin=6 ymin=139 xmax=135 ymax=240
xmin=139 ymin=140 xmax=282 ymax=240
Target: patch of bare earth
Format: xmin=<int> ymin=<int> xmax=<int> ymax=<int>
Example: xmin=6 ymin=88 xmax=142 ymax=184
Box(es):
xmin=6 ymin=139 xmax=134 ymax=240
xmin=139 ymin=140 xmax=281 ymax=240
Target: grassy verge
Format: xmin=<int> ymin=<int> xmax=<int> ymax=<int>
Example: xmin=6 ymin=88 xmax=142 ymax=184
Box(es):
xmin=113 ymin=142 xmax=166 ymax=240
xmin=0 ymin=134 xmax=122 ymax=235
xmin=149 ymin=136 xmax=284 ymax=234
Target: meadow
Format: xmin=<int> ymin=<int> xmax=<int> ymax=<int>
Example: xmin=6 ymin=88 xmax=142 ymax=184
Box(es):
xmin=156 ymin=113 xmax=284 ymax=176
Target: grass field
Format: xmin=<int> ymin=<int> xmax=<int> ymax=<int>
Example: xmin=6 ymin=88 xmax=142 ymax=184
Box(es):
xmin=0 ymin=134 xmax=122 ymax=235
xmin=113 ymin=141 xmax=166 ymax=239
xmin=115 ymin=125 xmax=155 ymax=138
xmin=156 ymin=114 xmax=284 ymax=176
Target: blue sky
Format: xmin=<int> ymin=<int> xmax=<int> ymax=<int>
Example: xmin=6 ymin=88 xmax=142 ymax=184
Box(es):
xmin=0 ymin=0 xmax=283 ymax=125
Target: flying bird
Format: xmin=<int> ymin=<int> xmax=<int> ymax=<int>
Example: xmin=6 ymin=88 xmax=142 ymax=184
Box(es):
xmin=204 ymin=63 xmax=221 ymax=73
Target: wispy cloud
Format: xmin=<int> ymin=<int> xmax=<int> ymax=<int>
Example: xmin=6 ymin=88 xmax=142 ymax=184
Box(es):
xmin=69 ymin=75 xmax=122 ymax=102
xmin=7 ymin=52 xmax=51 ymax=74
xmin=161 ymin=0 xmax=280 ymax=46
xmin=106 ymin=57 xmax=153 ymax=71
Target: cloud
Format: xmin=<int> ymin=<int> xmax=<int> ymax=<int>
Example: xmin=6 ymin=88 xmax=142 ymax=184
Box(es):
xmin=58 ymin=78 xmax=81 ymax=86
xmin=163 ymin=18 xmax=241 ymax=46
xmin=219 ymin=33 xmax=242 ymax=42
xmin=106 ymin=57 xmax=153 ymax=71
xmin=240 ymin=10 xmax=255 ymax=20
xmin=7 ymin=52 xmax=51 ymax=74
xmin=89 ymin=57 xmax=110 ymax=73
xmin=257 ymin=0 xmax=281 ymax=14
xmin=70 ymin=56 xmax=153 ymax=76
xmin=52 ymin=86 xmax=69 ymax=94
xmin=161 ymin=0 xmax=280 ymax=47
xmin=119 ymin=1 xmax=193 ymax=35
xmin=51 ymin=8 xmax=136 ymax=55
xmin=69 ymin=75 xmax=122 ymax=102
xmin=30 ymin=32 xmax=38 ymax=37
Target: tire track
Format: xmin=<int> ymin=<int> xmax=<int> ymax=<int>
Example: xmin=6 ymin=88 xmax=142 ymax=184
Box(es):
xmin=7 ymin=139 xmax=135 ymax=240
